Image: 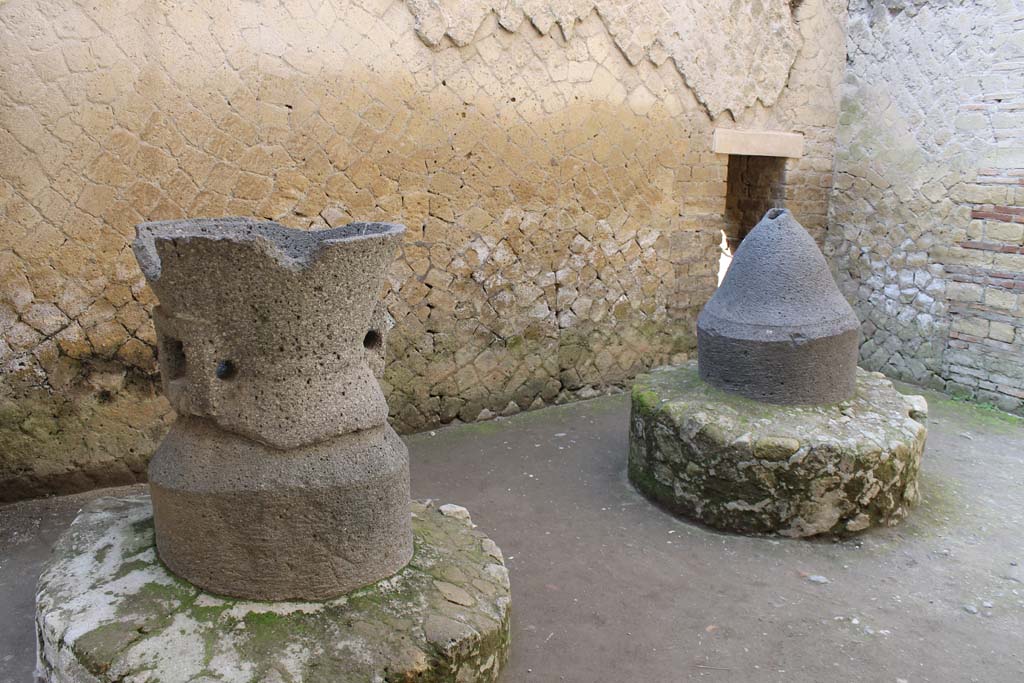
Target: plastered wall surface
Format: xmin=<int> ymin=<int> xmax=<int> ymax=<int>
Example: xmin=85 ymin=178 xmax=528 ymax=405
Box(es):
xmin=0 ymin=0 xmax=845 ymax=500
xmin=827 ymin=0 xmax=1024 ymax=413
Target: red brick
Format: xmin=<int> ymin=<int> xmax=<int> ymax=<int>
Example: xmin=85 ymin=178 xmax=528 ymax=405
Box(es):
xmin=959 ymin=240 xmax=1004 ymax=251
xmin=998 ymin=385 xmax=1024 ymax=400
xmin=971 ymin=211 xmax=1014 ymax=221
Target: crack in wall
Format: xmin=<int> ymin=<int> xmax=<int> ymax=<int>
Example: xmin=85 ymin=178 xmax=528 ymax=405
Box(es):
xmin=404 ymin=0 xmax=803 ymax=118
xmin=0 ymin=0 xmax=844 ymax=499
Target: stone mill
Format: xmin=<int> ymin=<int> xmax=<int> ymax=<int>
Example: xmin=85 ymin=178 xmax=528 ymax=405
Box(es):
xmin=34 ymin=218 xmax=512 ymax=682
xmin=133 ymin=217 xmax=413 ymax=600
xmin=697 ymin=207 xmax=861 ymax=405
xmin=628 ymin=209 xmax=929 ymax=536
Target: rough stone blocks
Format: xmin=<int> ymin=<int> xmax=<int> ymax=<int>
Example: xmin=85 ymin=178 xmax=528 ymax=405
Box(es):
xmin=36 ymin=496 xmax=511 ymax=682
xmin=0 ymin=0 xmax=846 ymax=500
xmin=628 ymin=363 xmax=927 ymax=537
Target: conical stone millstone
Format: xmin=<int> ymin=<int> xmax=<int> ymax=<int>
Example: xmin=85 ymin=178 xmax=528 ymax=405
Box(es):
xmin=697 ymin=208 xmax=860 ymax=405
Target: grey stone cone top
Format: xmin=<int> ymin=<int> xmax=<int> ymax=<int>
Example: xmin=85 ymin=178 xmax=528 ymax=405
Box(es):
xmin=133 ymin=217 xmax=404 ymax=449
xmin=697 ymin=208 xmax=861 ymax=404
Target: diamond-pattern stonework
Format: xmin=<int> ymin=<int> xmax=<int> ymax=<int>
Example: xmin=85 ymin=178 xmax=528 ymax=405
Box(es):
xmin=628 ymin=363 xmax=928 ymax=537
xmin=0 ymin=0 xmax=848 ymax=499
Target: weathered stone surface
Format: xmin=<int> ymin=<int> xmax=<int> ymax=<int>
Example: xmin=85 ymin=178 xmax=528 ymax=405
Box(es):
xmin=36 ymin=495 xmax=511 ymax=683
xmin=405 ymin=0 xmax=802 ymax=117
xmin=698 ymin=209 xmax=861 ymax=405
xmin=134 ymin=218 xmax=405 ymax=449
xmin=149 ymin=418 xmax=412 ymax=601
xmin=134 ymin=219 xmax=413 ymax=601
xmin=828 ymin=0 xmax=1024 ymax=416
xmin=0 ymin=0 xmax=848 ymax=500
xmin=628 ymin=363 xmax=927 ymax=536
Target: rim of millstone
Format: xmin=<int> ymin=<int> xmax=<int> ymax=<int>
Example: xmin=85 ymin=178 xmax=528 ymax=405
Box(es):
xmin=35 ymin=495 xmax=511 ymax=683
xmin=133 ymin=217 xmax=406 ymax=280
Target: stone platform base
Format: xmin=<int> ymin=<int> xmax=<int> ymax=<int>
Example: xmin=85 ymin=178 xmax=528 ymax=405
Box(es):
xmin=628 ymin=363 xmax=928 ymax=537
xmin=36 ymin=496 xmax=510 ymax=682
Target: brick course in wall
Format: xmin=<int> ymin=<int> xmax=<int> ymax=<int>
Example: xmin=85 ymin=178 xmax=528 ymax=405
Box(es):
xmin=942 ymin=186 xmax=1024 ymax=406
xmin=828 ymin=0 xmax=1024 ymax=415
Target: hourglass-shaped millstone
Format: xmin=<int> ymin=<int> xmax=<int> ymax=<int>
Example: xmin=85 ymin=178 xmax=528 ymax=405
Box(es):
xmin=133 ymin=217 xmax=412 ymax=600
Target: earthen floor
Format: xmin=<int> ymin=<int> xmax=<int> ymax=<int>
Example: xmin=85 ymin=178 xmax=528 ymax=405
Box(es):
xmin=3 ymin=384 xmax=1022 ymax=682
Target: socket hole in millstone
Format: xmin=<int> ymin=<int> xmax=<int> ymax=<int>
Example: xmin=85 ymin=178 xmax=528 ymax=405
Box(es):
xmin=215 ymin=360 xmax=237 ymax=380
xmin=163 ymin=338 xmax=186 ymax=379
xmin=363 ymin=330 xmax=382 ymax=350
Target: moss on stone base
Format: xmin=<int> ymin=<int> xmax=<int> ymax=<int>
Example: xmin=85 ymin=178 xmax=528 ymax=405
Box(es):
xmin=628 ymin=362 xmax=928 ymax=537
xmin=36 ymin=495 xmax=511 ymax=682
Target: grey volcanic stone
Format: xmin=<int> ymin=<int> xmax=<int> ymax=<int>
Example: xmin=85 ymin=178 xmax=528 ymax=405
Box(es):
xmin=35 ymin=495 xmax=511 ymax=683
xmin=132 ymin=217 xmax=413 ymax=600
xmin=628 ymin=363 xmax=927 ymax=536
xmin=133 ymin=217 xmax=404 ymax=448
xmin=697 ymin=209 xmax=861 ymax=405
xmin=149 ymin=418 xmax=412 ymax=600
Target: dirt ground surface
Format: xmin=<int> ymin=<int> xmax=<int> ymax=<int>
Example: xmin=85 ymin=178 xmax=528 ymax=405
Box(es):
xmin=2 ymin=384 xmax=1023 ymax=682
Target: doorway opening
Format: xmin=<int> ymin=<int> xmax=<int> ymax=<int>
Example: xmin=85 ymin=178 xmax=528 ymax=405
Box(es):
xmin=719 ymin=154 xmax=788 ymax=283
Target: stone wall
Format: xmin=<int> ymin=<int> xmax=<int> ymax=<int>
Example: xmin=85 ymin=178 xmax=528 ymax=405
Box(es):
xmin=0 ymin=0 xmax=846 ymax=501
xmin=828 ymin=0 xmax=1024 ymax=414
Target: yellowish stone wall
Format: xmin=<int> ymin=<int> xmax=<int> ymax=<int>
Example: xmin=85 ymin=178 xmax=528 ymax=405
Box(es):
xmin=0 ymin=0 xmax=846 ymax=500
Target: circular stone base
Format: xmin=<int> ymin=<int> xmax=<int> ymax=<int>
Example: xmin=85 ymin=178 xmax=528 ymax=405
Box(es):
xmin=36 ymin=495 xmax=510 ymax=682
xmin=628 ymin=363 xmax=927 ymax=537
